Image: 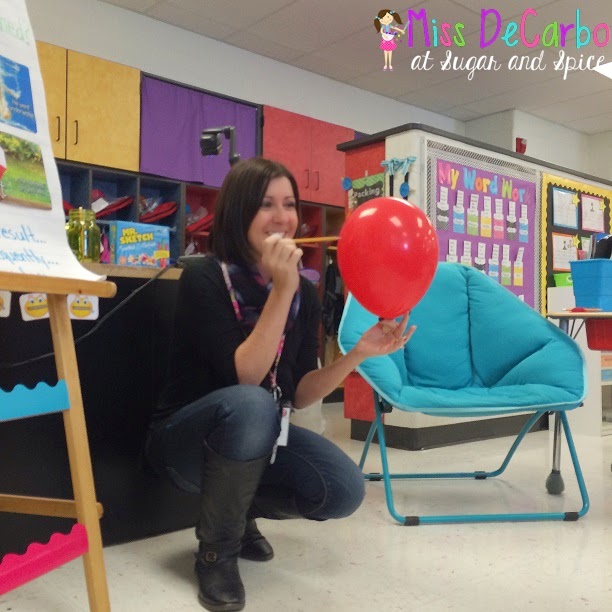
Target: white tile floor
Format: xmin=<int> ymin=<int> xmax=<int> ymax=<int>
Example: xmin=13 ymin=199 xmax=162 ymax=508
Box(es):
xmin=2 ymin=404 xmax=611 ymax=612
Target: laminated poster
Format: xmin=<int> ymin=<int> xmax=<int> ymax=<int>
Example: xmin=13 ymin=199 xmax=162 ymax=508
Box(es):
xmin=348 ymin=173 xmax=385 ymax=211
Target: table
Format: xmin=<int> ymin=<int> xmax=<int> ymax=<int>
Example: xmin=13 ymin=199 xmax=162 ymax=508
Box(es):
xmin=547 ymin=309 xmax=612 ymax=476
xmin=547 ymin=310 xmax=612 ymax=342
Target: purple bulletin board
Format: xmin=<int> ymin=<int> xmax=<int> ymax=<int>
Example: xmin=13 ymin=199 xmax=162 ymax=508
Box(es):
xmin=428 ymin=152 xmax=538 ymax=308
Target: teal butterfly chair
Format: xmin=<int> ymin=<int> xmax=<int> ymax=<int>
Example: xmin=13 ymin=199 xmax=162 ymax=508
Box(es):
xmin=338 ymin=263 xmax=589 ymax=525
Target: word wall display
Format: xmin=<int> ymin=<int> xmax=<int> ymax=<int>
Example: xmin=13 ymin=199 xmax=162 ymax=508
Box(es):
xmin=428 ymin=149 xmax=538 ymax=308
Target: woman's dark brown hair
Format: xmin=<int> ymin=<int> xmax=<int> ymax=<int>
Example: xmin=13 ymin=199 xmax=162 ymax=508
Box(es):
xmin=210 ymin=157 xmax=300 ymax=266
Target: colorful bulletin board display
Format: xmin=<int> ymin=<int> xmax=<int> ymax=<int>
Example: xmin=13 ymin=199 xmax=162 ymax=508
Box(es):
xmin=0 ymin=3 xmax=101 ymax=282
xmin=541 ymin=173 xmax=612 ymax=290
xmin=427 ymin=144 xmax=539 ymax=309
xmin=347 ymin=172 xmax=385 ymax=212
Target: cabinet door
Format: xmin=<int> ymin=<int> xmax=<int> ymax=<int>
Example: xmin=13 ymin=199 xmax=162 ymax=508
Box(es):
xmin=140 ymin=77 xmax=205 ymax=182
xmin=66 ymin=51 xmax=140 ymax=171
xmin=141 ymin=77 xmax=258 ymax=186
xmin=310 ymin=120 xmax=353 ymax=207
xmin=36 ymin=41 xmax=67 ymax=159
xmin=263 ymin=106 xmax=311 ymax=198
xmin=200 ymin=92 xmax=258 ymax=188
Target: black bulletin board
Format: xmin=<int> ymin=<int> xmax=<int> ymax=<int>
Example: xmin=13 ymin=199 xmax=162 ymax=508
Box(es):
xmin=542 ymin=173 xmax=612 ymax=288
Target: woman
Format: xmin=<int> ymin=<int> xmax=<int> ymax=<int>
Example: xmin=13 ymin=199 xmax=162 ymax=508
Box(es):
xmin=147 ymin=157 xmax=414 ymax=612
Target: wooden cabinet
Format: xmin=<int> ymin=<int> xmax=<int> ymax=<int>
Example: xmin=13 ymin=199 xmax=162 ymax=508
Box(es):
xmin=300 ymin=203 xmax=324 ymax=279
xmin=36 ymin=42 xmax=140 ymax=171
xmin=263 ymin=105 xmax=353 ymax=207
xmin=36 ymin=41 xmax=66 ymax=159
xmin=299 ymin=204 xmax=342 ymax=275
xmin=184 ymin=185 xmax=219 ymax=256
xmin=263 ymin=107 xmax=311 ymax=195
xmin=309 ymin=119 xmax=354 ymax=205
xmin=57 ymin=160 xmax=189 ymax=263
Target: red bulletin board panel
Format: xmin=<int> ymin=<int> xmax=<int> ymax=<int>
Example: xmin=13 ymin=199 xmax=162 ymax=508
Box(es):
xmin=344 ymin=372 xmax=376 ymax=421
xmin=343 ymin=140 xmax=386 ymax=421
xmin=345 ymin=140 xmax=386 ymax=180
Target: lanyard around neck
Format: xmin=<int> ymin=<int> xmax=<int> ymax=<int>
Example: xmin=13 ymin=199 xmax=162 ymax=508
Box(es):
xmin=220 ymin=261 xmax=285 ymax=402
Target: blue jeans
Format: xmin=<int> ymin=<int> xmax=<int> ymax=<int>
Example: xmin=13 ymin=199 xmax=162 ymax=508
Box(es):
xmin=147 ymin=385 xmax=364 ymax=520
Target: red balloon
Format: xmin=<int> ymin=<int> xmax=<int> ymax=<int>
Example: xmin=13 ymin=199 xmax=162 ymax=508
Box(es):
xmin=337 ymin=197 xmax=438 ymax=318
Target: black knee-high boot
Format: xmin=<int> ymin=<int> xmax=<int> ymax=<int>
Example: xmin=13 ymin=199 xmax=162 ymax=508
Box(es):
xmin=250 ymin=485 xmax=303 ymax=520
xmin=239 ymin=517 xmax=274 ymax=562
xmin=195 ymin=443 xmax=269 ymax=612
xmin=239 ymin=487 xmax=304 ymax=561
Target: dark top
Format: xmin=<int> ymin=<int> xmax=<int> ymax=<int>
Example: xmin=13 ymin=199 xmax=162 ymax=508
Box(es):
xmin=154 ymin=256 xmax=321 ymax=422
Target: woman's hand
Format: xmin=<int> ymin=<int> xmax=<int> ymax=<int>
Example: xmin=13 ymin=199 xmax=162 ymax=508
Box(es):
xmin=260 ymin=234 xmax=303 ymax=295
xmin=352 ymin=312 xmax=416 ymax=359
xmin=295 ymin=312 xmax=415 ymax=408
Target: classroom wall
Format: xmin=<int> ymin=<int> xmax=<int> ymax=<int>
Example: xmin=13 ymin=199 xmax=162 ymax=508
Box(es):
xmin=464 ymin=111 xmax=515 ymax=151
xmin=465 ymin=109 xmax=598 ymax=176
xmin=24 ymin=0 xmax=464 ymax=137
xmin=512 ymin=110 xmax=590 ymax=174
xmin=586 ymin=131 xmax=612 ymax=181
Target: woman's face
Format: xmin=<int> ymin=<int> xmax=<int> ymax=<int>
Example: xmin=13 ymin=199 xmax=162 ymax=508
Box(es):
xmin=247 ymin=176 xmax=298 ymax=259
xmin=380 ymin=12 xmax=393 ymax=25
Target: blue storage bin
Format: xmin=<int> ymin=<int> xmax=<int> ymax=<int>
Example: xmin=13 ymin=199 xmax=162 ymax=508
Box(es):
xmin=570 ymin=260 xmax=612 ymax=310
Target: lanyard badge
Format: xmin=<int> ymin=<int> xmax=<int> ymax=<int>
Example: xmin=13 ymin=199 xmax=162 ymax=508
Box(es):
xmin=271 ymin=401 xmax=291 ymax=464
xmin=269 ymin=337 xmax=289 ymax=464
xmin=221 ymin=261 xmax=290 ymax=463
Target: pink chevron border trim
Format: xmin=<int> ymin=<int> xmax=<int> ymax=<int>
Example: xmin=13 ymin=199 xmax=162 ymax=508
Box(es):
xmin=0 ymin=523 xmax=88 ymax=594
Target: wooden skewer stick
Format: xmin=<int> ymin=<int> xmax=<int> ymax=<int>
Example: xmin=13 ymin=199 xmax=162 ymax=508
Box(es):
xmin=294 ymin=236 xmax=340 ymax=245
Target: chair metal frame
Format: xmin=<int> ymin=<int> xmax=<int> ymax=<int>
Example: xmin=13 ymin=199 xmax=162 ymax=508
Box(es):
xmin=359 ymin=392 xmax=590 ymax=526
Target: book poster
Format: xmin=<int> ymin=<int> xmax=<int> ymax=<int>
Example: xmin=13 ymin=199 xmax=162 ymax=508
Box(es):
xmin=432 ymin=157 xmax=537 ymax=307
xmin=0 ymin=0 xmax=101 ymax=280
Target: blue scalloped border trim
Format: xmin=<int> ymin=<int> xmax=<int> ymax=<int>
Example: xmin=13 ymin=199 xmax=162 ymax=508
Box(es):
xmin=0 ymin=381 xmax=69 ymax=421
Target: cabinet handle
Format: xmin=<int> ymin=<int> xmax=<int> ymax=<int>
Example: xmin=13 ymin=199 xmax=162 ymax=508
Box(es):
xmin=73 ymin=120 xmax=79 ymax=145
xmin=55 ymin=116 xmax=61 ymax=142
xmin=314 ymin=171 xmax=320 ymax=191
xmin=305 ymin=169 xmax=309 ymax=189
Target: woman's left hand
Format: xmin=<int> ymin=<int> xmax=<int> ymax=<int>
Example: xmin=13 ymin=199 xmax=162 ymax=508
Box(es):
xmin=353 ymin=312 xmax=416 ymax=359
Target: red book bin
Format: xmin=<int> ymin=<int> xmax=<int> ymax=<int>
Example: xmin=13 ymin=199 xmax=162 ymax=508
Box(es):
xmin=584 ymin=320 xmax=612 ymax=350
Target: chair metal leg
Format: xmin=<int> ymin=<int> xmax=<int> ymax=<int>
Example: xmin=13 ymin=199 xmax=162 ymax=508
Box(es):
xmin=358 ymin=390 xmax=383 ymax=471
xmin=364 ymin=411 xmax=542 ymax=481
xmin=546 ymin=412 xmax=565 ymax=495
xmin=358 ymin=420 xmax=377 ymax=471
xmin=482 ymin=411 xmax=543 ymax=478
xmin=360 ymin=401 xmax=590 ymax=525
xmin=558 ymin=411 xmax=589 ymax=518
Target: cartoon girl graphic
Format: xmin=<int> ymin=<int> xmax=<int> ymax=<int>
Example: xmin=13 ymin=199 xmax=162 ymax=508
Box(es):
xmin=374 ymin=9 xmax=405 ymax=71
